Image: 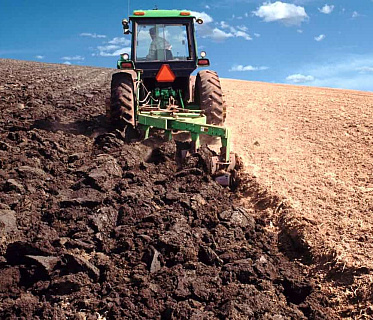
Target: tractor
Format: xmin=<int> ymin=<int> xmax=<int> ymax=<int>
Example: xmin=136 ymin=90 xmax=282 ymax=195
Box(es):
xmin=109 ymin=9 xmax=235 ymax=185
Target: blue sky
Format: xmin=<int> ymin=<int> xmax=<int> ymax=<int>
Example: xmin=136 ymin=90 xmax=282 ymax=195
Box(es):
xmin=1 ymin=0 xmax=373 ymax=92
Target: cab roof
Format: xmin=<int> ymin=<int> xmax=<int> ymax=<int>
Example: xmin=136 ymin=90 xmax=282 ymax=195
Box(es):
xmin=130 ymin=10 xmax=196 ymax=19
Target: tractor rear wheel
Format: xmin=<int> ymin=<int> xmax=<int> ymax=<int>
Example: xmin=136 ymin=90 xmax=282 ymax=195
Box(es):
xmin=110 ymin=72 xmax=135 ymax=125
xmin=195 ymin=70 xmax=226 ymax=125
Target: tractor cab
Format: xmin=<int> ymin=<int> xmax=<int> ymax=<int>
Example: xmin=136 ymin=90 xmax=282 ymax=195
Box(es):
xmin=119 ymin=10 xmax=207 ymax=80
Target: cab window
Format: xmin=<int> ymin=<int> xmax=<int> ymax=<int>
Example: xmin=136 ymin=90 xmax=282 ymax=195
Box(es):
xmin=136 ymin=24 xmax=190 ymax=61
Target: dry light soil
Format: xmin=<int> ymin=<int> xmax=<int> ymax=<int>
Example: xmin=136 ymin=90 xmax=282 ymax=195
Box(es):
xmin=223 ymin=78 xmax=373 ymax=319
xmin=0 ymin=59 xmax=372 ymax=319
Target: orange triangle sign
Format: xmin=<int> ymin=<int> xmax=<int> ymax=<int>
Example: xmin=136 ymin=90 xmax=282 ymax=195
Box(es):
xmin=156 ymin=64 xmax=176 ymax=83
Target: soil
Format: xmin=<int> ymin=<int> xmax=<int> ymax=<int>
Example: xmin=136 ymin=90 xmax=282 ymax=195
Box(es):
xmin=0 ymin=58 xmax=365 ymax=319
xmin=222 ymin=79 xmax=373 ymax=318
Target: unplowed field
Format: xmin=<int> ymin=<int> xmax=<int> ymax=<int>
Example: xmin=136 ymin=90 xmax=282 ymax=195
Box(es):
xmin=0 ymin=59 xmax=371 ymax=319
xmin=223 ymin=79 xmax=373 ymax=318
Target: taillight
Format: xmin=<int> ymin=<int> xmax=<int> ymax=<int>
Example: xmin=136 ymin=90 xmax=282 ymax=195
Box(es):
xmin=197 ymin=59 xmax=210 ymax=66
xmin=120 ymin=62 xmax=133 ymax=69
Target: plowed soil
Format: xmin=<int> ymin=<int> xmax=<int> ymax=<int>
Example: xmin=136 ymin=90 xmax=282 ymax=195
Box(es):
xmin=0 ymin=58 xmax=369 ymax=319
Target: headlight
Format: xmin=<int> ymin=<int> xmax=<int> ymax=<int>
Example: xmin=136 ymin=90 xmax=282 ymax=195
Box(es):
xmin=200 ymin=51 xmax=207 ymax=58
xmin=121 ymin=53 xmax=129 ymax=60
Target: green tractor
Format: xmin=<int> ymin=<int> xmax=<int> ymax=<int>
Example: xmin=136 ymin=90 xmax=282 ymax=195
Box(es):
xmin=109 ymin=9 xmax=235 ymax=185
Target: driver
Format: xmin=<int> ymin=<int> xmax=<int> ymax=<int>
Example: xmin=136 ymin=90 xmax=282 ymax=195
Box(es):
xmin=146 ymin=27 xmax=172 ymax=60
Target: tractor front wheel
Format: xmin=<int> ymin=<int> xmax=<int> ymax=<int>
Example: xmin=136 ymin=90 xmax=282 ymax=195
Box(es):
xmin=109 ymin=72 xmax=135 ymax=125
xmin=195 ymin=70 xmax=226 ymax=126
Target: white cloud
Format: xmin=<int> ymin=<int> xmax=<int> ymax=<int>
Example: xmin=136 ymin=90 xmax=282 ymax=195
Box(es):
xmin=254 ymin=33 xmax=261 ymax=37
xmin=92 ymin=36 xmax=132 ymax=57
xmin=96 ymin=45 xmax=131 ymax=57
xmin=230 ymin=65 xmax=269 ymax=72
xmin=352 ymin=11 xmax=360 ymax=19
xmin=318 ymin=4 xmax=334 ymax=14
xmin=193 ymin=12 xmax=252 ymax=42
xmin=237 ymin=25 xmax=248 ymax=32
xmin=286 ymin=74 xmax=315 ymax=83
xmin=190 ymin=11 xmax=219 ymax=41
xmin=253 ymin=1 xmax=309 ymax=26
xmin=98 ymin=45 xmax=118 ymax=52
xmin=63 ymin=61 xmax=72 ymax=65
xmin=235 ymin=31 xmax=252 ymax=41
xmin=108 ymin=37 xmax=131 ymax=45
xmin=222 ymin=23 xmax=238 ymax=34
xmin=220 ymin=21 xmax=230 ymax=29
xmin=61 ymin=55 xmax=85 ymax=61
xmin=307 ymin=56 xmax=373 ymax=78
xmin=209 ymin=28 xmax=234 ymax=41
xmin=205 ymin=5 xmax=210 ymax=9
xmin=217 ymin=21 xmax=252 ymax=40
xmin=190 ymin=11 xmax=213 ymax=24
xmin=80 ymin=33 xmax=106 ymax=38
xmin=297 ymin=29 xmax=303 ymax=34
xmin=314 ymin=34 xmax=326 ymax=41
xmin=288 ymin=53 xmax=373 ymax=91
xmin=357 ymin=66 xmax=373 ymax=74
xmin=35 ymin=55 xmax=45 ymax=60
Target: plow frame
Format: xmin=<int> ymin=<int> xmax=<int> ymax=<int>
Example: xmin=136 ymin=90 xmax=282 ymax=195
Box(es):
xmin=137 ymin=110 xmax=231 ymax=163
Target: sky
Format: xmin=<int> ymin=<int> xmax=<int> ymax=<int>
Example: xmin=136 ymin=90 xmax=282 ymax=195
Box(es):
xmin=1 ymin=0 xmax=373 ymax=92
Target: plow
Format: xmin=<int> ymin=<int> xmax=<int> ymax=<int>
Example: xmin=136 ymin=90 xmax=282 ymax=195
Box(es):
xmin=108 ymin=9 xmax=236 ymax=186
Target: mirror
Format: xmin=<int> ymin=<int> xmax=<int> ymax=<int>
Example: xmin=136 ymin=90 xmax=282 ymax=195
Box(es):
xmin=122 ymin=19 xmax=131 ymax=34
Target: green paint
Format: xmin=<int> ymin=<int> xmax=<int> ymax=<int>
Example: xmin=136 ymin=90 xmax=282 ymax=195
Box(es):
xmin=130 ymin=10 xmax=196 ymax=19
xmin=154 ymin=88 xmax=178 ymax=108
xmin=137 ymin=111 xmax=231 ymax=162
